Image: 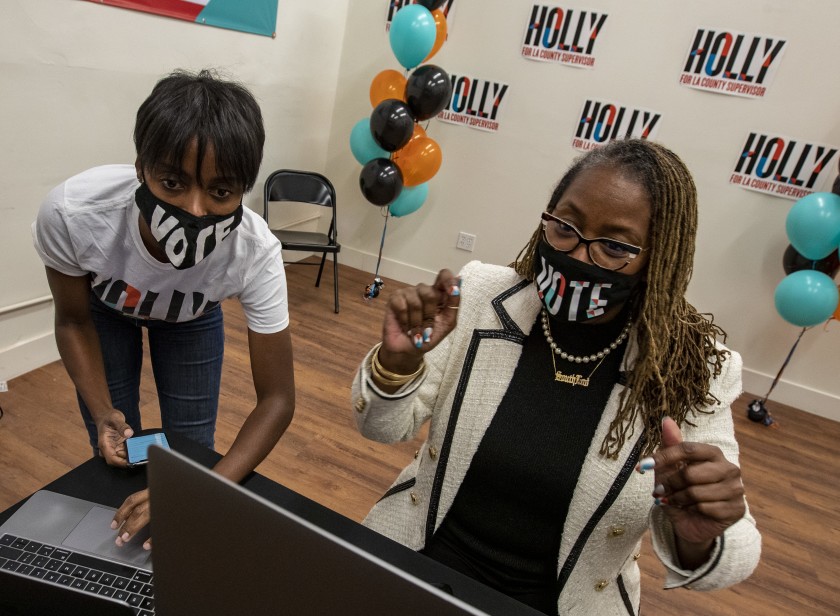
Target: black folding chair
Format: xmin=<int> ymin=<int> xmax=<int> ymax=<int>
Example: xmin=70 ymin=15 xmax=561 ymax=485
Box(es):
xmin=263 ymin=170 xmax=341 ymax=313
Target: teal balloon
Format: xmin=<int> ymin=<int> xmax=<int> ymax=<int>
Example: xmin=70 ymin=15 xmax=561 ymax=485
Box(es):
xmin=389 ymin=182 xmax=428 ymax=217
xmin=774 ymin=270 xmax=839 ymax=327
xmin=350 ymin=118 xmax=388 ymax=165
xmin=389 ymin=5 xmax=436 ymax=70
xmin=785 ymin=192 xmax=840 ymax=260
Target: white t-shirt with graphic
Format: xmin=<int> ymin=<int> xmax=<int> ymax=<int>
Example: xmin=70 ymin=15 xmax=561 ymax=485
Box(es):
xmin=33 ymin=164 xmax=289 ymax=334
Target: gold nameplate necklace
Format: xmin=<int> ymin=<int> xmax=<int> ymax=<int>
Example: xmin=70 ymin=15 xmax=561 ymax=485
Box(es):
xmin=540 ymin=309 xmax=632 ymax=387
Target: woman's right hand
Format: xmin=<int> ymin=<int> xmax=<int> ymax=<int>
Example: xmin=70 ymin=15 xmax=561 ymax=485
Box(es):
xmin=378 ymin=269 xmax=461 ymax=374
xmin=96 ymin=410 xmax=134 ymax=467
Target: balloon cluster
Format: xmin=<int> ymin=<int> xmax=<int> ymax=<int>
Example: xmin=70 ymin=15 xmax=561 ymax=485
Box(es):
xmin=774 ymin=192 xmax=840 ymax=326
xmin=350 ymin=1 xmax=452 ymax=218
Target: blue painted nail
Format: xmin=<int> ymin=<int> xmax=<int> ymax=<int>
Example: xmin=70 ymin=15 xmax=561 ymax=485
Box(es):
xmin=637 ymin=457 xmax=655 ymax=473
xmin=450 ymin=285 xmax=460 ymax=296
xmin=414 ymin=333 xmax=423 ymax=348
xmin=423 ymin=327 xmax=432 ymax=343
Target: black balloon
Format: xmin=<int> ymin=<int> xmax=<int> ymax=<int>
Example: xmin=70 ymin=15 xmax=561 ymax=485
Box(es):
xmin=415 ymin=0 xmax=447 ymax=10
xmin=405 ymin=64 xmax=452 ymax=122
xmin=359 ymin=158 xmax=404 ymax=206
xmin=782 ymin=244 xmax=840 ymax=278
xmin=369 ymin=99 xmax=415 ymax=152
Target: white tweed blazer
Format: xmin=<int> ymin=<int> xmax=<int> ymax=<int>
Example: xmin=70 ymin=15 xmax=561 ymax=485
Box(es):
xmin=351 ymin=261 xmax=761 ymax=616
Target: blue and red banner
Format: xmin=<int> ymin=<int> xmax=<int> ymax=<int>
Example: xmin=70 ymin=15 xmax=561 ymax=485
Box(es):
xmin=87 ymin=0 xmax=279 ymax=38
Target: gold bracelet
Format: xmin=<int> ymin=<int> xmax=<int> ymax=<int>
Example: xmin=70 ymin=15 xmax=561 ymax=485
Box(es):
xmin=371 ymin=350 xmax=425 ymax=385
xmin=373 ymin=350 xmax=425 ymax=380
xmin=371 ymin=360 xmax=421 ymax=387
xmin=370 ymin=343 xmax=425 ymax=386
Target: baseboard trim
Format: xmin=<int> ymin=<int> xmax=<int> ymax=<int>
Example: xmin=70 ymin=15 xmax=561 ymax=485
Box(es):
xmin=6 ymin=252 xmax=838 ymax=424
xmin=0 ymin=332 xmax=59 ymax=382
xmin=340 ymin=246 xmax=436 ymax=286
xmin=741 ymin=368 xmax=839 ymax=423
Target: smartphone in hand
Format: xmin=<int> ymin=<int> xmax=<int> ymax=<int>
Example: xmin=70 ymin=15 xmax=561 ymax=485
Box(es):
xmin=126 ymin=432 xmax=170 ymax=467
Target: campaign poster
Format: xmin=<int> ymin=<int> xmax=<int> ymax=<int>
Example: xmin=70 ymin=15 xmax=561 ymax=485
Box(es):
xmin=572 ymin=99 xmax=662 ymax=151
xmin=679 ymin=27 xmax=787 ymax=99
xmin=437 ymin=73 xmax=509 ymax=133
xmin=86 ymin=0 xmax=279 ymax=37
xmin=729 ymin=132 xmax=839 ymax=200
xmin=521 ymin=4 xmax=608 ymax=68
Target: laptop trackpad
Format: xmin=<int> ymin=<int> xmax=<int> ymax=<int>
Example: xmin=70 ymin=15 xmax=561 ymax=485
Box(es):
xmin=63 ymin=506 xmax=152 ymax=568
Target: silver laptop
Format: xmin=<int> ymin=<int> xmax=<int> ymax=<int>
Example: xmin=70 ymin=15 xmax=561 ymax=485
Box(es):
xmin=0 ymin=447 xmax=512 ymax=615
xmin=148 ymin=446 xmax=493 ymax=616
xmin=0 ymin=491 xmax=152 ymax=615
xmin=0 ymin=490 xmax=151 ymax=568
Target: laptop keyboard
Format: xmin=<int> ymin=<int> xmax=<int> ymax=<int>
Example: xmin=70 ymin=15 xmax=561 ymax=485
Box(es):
xmin=0 ymin=532 xmax=154 ymax=615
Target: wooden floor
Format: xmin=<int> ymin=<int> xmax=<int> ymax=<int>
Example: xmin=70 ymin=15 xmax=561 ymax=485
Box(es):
xmin=1 ymin=260 xmax=838 ymax=615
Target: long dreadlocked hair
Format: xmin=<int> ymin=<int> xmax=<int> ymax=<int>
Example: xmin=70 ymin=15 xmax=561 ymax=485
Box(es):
xmin=512 ymin=139 xmax=729 ymax=458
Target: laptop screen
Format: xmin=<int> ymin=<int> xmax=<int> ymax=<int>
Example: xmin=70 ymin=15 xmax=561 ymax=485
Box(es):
xmin=148 ymin=447 xmax=496 ymax=616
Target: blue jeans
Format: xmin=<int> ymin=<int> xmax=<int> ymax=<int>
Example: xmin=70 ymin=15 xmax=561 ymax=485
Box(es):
xmin=78 ymin=295 xmax=224 ymax=452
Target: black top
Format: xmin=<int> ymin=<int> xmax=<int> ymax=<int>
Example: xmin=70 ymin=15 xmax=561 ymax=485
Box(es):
xmin=424 ymin=309 xmax=630 ymax=615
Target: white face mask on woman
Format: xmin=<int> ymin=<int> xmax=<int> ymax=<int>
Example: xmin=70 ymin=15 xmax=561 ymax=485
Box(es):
xmin=135 ymin=182 xmax=243 ymax=269
xmin=534 ymin=239 xmax=642 ymax=322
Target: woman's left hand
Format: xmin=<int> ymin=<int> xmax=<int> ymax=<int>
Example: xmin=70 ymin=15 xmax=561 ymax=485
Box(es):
xmin=642 ymin=417 xmax=746 ymax=547
xmin=111 ymin=488 xmax=152 ymax=551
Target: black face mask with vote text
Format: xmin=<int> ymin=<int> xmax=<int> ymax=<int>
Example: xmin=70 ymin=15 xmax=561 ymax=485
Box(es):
xmin=534 ymin=239 xmax=642 ymax=322
xmin=135 ymin=183 xmax=243 ymax=270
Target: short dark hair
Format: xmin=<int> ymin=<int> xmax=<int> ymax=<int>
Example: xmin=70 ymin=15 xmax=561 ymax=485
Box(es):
xmin=134 ymin=69 xmax=265 ymax=192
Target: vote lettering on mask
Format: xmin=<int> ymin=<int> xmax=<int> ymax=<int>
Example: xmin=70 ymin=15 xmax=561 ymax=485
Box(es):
xmin=535 ymin=240 xmax=641 ymax=321
xmin=135 ymin=184 xmax=243 ymax=269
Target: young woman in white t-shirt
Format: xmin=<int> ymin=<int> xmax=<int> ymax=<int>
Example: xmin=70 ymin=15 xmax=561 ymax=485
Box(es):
xmin=33 ymin=69 xmax=295 ymax=550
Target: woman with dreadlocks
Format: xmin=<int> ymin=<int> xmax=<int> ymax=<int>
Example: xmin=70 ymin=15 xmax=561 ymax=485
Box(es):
xmin=350 ymin=139 xmax=760 ymax=615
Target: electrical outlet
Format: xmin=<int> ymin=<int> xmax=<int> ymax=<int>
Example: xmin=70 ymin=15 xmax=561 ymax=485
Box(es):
xmin=0 ymin=381 xmax=7 ymax=393
xmin=456 ymin=231 xmax=476 ymax=252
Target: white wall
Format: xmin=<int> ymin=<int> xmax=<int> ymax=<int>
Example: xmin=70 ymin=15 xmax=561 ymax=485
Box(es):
xmin=3 ymin=0 xmax=838 ymax=421
xmin=0 ymin=0 xmax=349 ymax=377
xmin=325 ymin=0 xmax=840 ymax=420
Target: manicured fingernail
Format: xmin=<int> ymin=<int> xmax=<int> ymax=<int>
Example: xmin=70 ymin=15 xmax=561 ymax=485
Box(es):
xmin=423 ymin=327 xmax=432 ymax=343
xmin=414 ymin=333 xmax=423 ymax=348
xmin=110 ymin=520 xmax=118 ymax=530
xmin=655 ymin=496 xmax=669 ymax=506
xmin=143 ymin=541 xmax=151 ymax=551
xmin=653 ymin=483 xmax=665 ymax=496
xmin=115 ymin=537 xmax=123 ymax=547
xmin=121 ymin=532 xmax=130 ymax=541
xmin=450 ymin=285 xmax=460 ymax=296
xmin=637 ymin=457 xmax=655 ymax=473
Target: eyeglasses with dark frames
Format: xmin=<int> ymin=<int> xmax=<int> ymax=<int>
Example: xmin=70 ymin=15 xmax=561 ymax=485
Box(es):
xmin=540 ymin=211 xmax=645 ymax=272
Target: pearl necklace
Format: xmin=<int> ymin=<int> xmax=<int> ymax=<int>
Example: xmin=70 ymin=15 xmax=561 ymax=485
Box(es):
xmin=540 ymin=309 xmax=632 ymax=364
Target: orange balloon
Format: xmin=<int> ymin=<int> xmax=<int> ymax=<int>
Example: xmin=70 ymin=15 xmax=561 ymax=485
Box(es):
xmin=423 ymin=9 xmax=448 ymax=62
xmin=393 ymin=136 xmax=442 ymax=187
xmin=406 ymin=122 xmax=427 ymax=143
xmin=369 ymin=69 xmax=407 ymax=107
xmin=834 ymin=289 xmax=840 ymax=321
